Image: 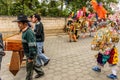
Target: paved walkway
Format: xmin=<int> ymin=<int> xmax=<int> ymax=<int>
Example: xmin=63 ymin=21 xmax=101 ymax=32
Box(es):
xmin=0 ymin=35 xmax=120 ymax=80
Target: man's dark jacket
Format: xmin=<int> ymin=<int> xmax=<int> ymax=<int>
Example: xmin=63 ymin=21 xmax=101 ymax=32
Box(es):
xmin=34 ymin=22 xmax=44 ymax=42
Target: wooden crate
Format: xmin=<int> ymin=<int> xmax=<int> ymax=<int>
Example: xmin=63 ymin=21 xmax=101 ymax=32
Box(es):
xmin=4 ymin=33 xmax=22 ymax=51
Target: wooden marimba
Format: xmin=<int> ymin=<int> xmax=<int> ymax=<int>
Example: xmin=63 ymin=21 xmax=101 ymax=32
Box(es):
xmin=4 ymin=33 xmax=24 ymax=76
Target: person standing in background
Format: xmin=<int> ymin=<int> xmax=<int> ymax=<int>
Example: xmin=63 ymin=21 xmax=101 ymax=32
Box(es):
xmin=31 ymin=14 xmax=50 ymax=67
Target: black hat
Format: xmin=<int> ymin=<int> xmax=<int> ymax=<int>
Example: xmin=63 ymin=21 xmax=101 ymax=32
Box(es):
xmin=13 ymin=14 xmax=30 ymax=22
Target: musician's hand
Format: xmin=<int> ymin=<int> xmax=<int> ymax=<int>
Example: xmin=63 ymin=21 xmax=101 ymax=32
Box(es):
xmin=28 ymin=59 xmax=33 ymax=62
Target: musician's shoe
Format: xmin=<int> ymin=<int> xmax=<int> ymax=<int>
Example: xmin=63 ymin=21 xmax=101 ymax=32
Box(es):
xmin=92 ymin=66 xmax=101 ymax=72
xmin=34 ymin=73 xmax=44 ymax=78
xmin=107 ymin=74 xmax=117 ymax=79
xmin=44 ymin=59 xmax=50 ymax=66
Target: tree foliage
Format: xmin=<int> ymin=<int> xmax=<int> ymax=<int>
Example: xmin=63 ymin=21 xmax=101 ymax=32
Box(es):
xmin=0 ymin=0 xmax=118 ymax=17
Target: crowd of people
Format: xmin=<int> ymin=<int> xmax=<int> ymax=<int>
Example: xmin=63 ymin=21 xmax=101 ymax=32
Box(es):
xmin=65 ymin=7 xmax=120 ymax=79
xmin=66 ymin=17 xmax=97 ymax=42
xmin=66 ymin=14 xmax=120 ymax=42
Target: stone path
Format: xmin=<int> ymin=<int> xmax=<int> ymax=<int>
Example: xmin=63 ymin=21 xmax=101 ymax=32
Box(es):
xmin=0 ymin=35 xmax=120 ymax=80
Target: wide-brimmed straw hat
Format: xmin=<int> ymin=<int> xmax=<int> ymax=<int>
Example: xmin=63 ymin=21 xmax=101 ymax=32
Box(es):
xmin=13 ymin=14 xmax=30 ymax=22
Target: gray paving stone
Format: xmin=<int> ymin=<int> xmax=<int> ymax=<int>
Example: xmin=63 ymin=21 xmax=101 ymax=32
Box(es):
xmin=0 ymin=35 xmax=120 ymax=80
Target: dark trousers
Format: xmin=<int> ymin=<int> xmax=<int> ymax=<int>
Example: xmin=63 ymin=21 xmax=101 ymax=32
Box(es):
xmin=26 ymin=58 xmax=44 ymax=80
